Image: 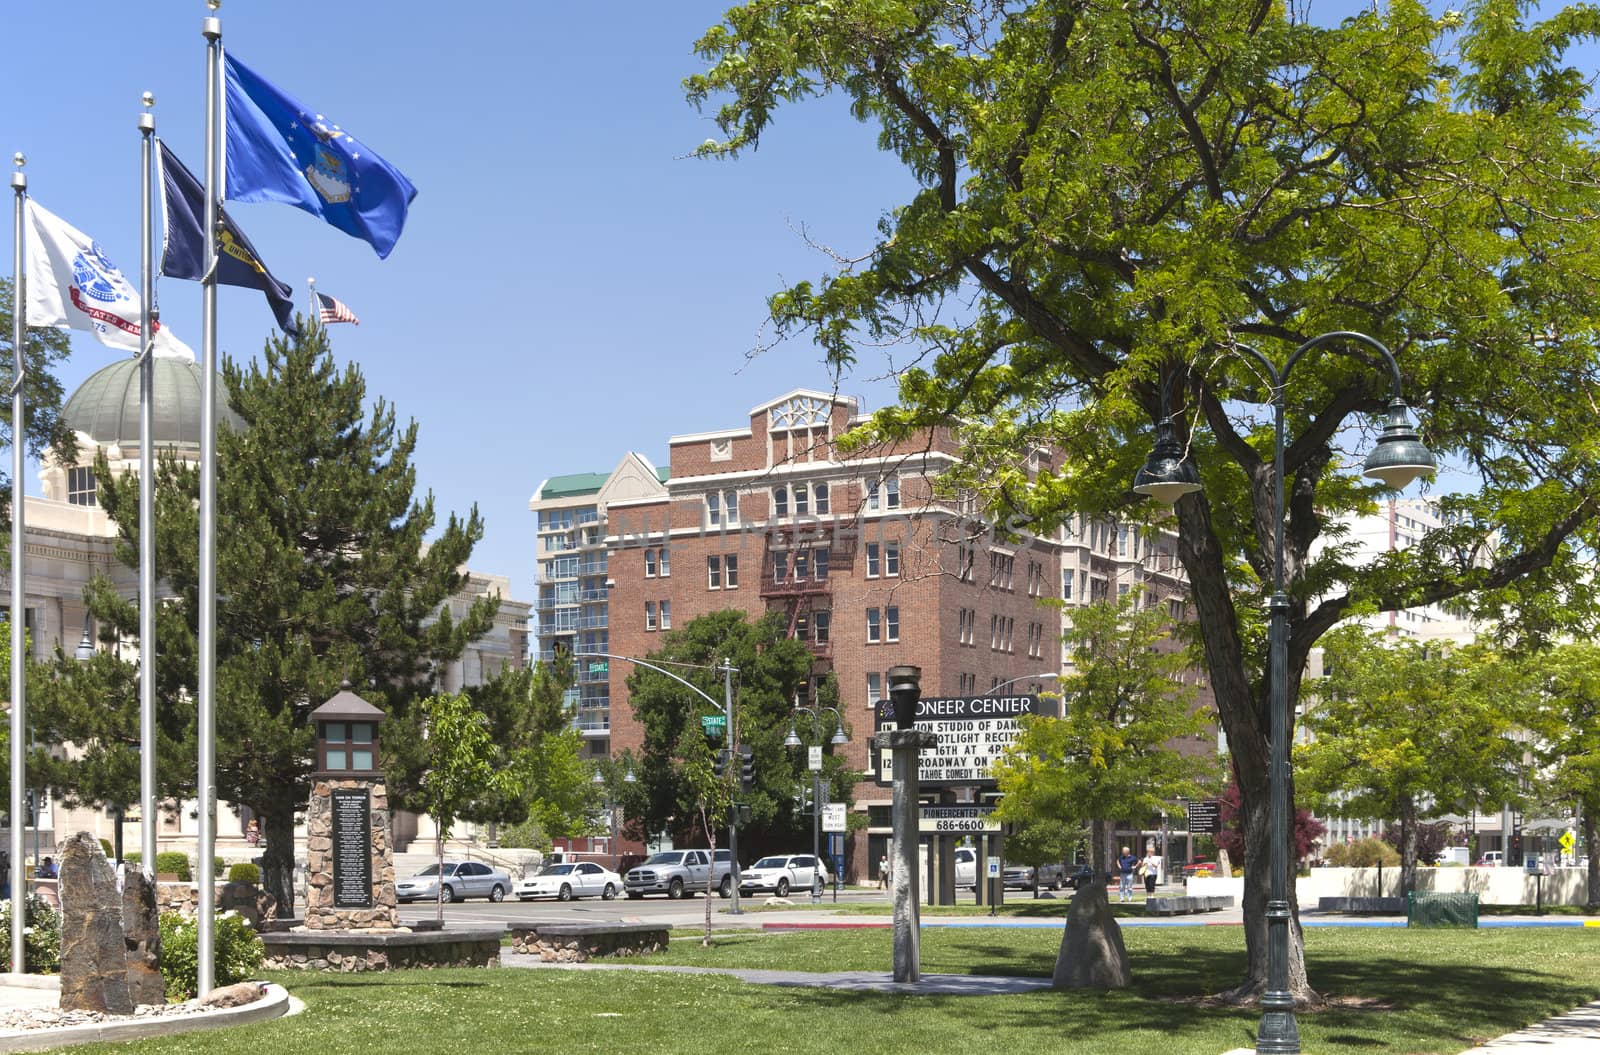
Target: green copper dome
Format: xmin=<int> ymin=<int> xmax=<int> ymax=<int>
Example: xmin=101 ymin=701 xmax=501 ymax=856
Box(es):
xmin=61 ymin=358 xmax=242 ymax=451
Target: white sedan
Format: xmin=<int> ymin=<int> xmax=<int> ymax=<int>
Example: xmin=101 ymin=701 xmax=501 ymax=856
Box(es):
xmin=516 ymin=861 xmax=623 ymax=901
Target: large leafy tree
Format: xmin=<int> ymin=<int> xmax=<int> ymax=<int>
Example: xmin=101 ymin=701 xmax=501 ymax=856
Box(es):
xmin=0 ymin=278 xmax=75 ymax=521
xmin=1526 ymin=643 xmax=1600 ymax=908
xmin=84 ymin=328 xmax=497 ymax=912
xmin=1295 ymin=628 xmax=1527 ymax=896
xmin=687 ymin=0 xmax=1600 ymax=1000
xmin=627 ymin=610 xmax=852 ymax=856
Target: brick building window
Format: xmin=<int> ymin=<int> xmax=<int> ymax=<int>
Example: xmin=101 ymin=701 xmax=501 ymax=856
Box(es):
xmin=866 ymin=542 xmax=880 ymax=578
xmin=794 ymin=485 xmax=810 ymax=516
xmin=867 ymin=671 xmax=882 ymax=707
xmin=774 ymin=552 xmax=789 ymax=583
xmin=708 ymin=555 xmax=721 ymax=589
xmin=867 ymin=476 xmax=900 ymax=511
xmin=990 ymin=613 xmax=999 ymax=649
xmin=794 ymin=549 xmax=811 ymax=580
xmin=645 ymin=601 xmax=657 ymax=631
xmin=660 ymin=600 xmax=671 ymax=630
xmin=644 ymin=549 xmax=658 ymax=577
xmin=885 ymin=542 xmax=900 ymax=577
xmin=885 ymin=606 xmax=899 ymax=642
xmin=774 ymin=486 xmax=789 ymax=517
xmin=725 ymin=554 xmax=739 ymax=589
xmin=814 ymin=610 xmax=830 ymax=643
xmin=957 ymin=545 xmax=975 ymax=582
xmin=1090 ymin=577 xmax=1108 ymax=601
xmin=814 ymin=483 xmax=830 ymax=514
xmin=658 ymin=547 xmax=670 ymax=577
xmin=707 ymin=490 xmax=739 ymax=527
xmin=867 ymin=608 xmax=881 ymax=643
xmin=814 ymin=548 xmax=829 ymax=579
xmin=957 ymin=607 xmax=969 ymax=645
xmin=1062 ymin=569 xmax=1074 ymax=600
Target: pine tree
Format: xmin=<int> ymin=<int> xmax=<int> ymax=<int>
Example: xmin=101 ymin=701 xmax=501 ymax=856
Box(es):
xmin=0 ymin=277 xmax=75 ymax=520
xmin=87 ymin=327 xmax=497 ymax=911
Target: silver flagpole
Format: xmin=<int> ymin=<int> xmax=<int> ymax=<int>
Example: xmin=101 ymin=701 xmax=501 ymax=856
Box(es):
xmin=307 ymin=276 xmax=317 ymax=332
xmin=9 ymin=151 xmax=27 ymax=978
xmin=137 ymin=93 xmax=158 ymax=880
xmin=198 ymin=6 xmax=222 ymax=997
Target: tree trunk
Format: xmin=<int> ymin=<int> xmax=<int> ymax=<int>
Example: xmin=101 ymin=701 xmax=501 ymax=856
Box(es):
xmin=1225 ymin=771 xmax=1316 ymax=1007
xmin=700 ymin=807 xmax=716 ymax=948
xmin=1585 ymin=809 xmax=1599 ymax=910
xmin=435 ymin=823 xmax=447 ymax=925
xmin=1398 ymin=795 xmax=1419 ymax=896
xmin=1176 ymin=493 xmax=1316 ymax=1006
xmin=262 ymin=806 xmax=297 ymax=917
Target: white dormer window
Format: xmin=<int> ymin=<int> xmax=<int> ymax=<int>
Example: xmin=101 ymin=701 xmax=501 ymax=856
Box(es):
xmin=769 ymin=395 xmax=832 ymax=431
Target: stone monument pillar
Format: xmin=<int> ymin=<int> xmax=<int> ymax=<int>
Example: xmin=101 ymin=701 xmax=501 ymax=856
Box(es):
xmin=880 ymin=665 xmax=937 ymax=983
xmin=304 ymin=682 xmax=399 ymax=930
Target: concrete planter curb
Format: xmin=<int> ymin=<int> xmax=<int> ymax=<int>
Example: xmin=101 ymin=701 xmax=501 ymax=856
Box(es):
xmin=0 ymin=982 xmax=293 ymax=1053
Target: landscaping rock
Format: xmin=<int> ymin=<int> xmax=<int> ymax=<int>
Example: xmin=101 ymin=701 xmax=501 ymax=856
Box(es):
xmin=120 ymin=870 xmax=165 ymax=1006
xmin=1053 ymin=883 xmax=1132 ymax=990
xmin=196 ymin=982 xmax=262 ymax=1009
xmin=57 ymin=832 xmax=135 ymax=1014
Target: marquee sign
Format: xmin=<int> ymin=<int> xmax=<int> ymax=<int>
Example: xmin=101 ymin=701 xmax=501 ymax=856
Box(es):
xmin=874 ymin=695 xmax=1040 ymax=788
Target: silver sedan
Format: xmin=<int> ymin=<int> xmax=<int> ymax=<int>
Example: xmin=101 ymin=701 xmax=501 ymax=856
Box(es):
xmin=516 ymin=862 xmax=622 ymax=901
xmin=395 ymin=860 xmax=511 ymax=903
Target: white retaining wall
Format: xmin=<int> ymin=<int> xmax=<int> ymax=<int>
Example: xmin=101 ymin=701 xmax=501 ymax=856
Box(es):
xmin=1187 ymin=866 xmax=1592 ymax=906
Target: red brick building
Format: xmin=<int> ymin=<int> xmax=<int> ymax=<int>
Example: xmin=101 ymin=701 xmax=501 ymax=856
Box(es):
xmin=533 ymin=389 xmax=1206 ymax=878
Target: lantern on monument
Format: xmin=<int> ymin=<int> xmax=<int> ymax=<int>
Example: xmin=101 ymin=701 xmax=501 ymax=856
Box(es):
xmin=311 ymin=680 xmax=387 ymax=776
xmin=305 ymin=680 xmax=398 ymax=929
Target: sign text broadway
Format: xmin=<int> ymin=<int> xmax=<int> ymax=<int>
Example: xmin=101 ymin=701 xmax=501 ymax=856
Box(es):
xmin=875 ymin=695 xmax=1040 ymax=788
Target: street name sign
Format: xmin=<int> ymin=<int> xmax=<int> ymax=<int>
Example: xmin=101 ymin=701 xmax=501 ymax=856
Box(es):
xmin=918 ymin=805 xmax=1001 ymax=834
xmin=874 ymin=695 xmax=1040 ymax=788
xmin=808 ymin=745 xmax=823 ymax=772
xmin=701 ymin=714 xmax=726 ymax=737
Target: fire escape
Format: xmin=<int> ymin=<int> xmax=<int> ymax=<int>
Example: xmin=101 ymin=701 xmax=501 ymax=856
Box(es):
xmin=759 ymin=521 xmax=856 ymax=663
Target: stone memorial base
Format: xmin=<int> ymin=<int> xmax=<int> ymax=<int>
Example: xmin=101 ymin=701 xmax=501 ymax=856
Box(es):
xmin=259 ymin=927 xmax=502 ymax=972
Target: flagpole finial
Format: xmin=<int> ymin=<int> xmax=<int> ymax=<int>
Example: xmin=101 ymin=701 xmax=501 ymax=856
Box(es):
xmin=142 ymin=92 xmax=155 ymax=109
xmin=139 ymin=93 xmax=156 ymax=133
xmin=206 ymin=0 xmax=220 ymax=9
xmin=9 ymin=153 xmax=22 ymax=190
xmin=308 ymin=277 xmax=316 ymax=288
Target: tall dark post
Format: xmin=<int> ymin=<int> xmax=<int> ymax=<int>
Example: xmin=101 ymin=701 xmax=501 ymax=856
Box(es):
xmin=882 ymin=665 xmax=935 ymax=982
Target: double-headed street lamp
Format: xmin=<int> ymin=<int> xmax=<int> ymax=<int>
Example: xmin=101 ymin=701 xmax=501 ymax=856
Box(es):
xmin=784 ymin=701 xmax=848 ymax=902
xmin=592 ymin=763 xmax=635 ymax=871
xmin=1132 ymin=331 xmax=1435 ymax=1055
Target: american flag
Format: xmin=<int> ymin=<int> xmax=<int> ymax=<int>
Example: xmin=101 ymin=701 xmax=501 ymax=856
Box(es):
xmin=316 ymin=291 xmax=360 ymax=325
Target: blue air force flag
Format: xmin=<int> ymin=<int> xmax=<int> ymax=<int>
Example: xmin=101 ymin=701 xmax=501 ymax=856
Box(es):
xmin=223 ymin=52 xmax=418 ymax=259
xmin=158 ymin=140 xmax=300 ymax=337
xmin=23 ymin=199 xmax=194 ymax=359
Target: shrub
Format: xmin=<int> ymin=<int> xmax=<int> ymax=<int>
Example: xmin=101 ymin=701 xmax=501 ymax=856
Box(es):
xmin=159 ymin=911 xmax=263 ymax=1000
xmin=0 ymin=895 xmax=61 ymax=973
xmin=214 ymin=856 xmax=226 ymax=876
xmin=1323 ymin=837 xmax=1401 ymax=868
xmin=124 ymin=851 xmax=141 ymax=868
xmin=98 ymin=839 xmax=114 ymax=859
xmin=155 ymin=852 xmax=192 ymax=880
xmin=227 ymin=862 xmax=260 ymax=884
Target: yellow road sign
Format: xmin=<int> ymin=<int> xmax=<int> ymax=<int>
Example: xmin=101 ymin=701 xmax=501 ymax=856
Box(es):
xmin=1560 ymin=831 xmax=1576 ymax=852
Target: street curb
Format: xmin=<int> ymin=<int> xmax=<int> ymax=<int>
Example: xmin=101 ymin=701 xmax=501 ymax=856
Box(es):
xmin=0 ymin=982 xmax=293 ymax=1053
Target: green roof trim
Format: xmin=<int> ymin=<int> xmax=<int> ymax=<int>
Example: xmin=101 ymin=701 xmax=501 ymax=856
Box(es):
xmin=539 ymin=472 xmax=609 ymax=499
xmin=657 ymin=466 xmax=670 ymax=483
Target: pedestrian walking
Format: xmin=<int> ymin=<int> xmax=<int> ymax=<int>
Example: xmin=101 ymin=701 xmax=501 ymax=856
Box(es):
xmin=1141 ymin=847 xmax=1162 ymax=895
xmin=878 ymin=854 xmax=890 ymax=889
xmin=1116 ymin=846 xmax=1137 ymax=902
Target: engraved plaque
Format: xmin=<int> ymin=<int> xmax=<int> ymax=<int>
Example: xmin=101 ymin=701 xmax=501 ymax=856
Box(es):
xmin=331 ymin=787 xmax=373 ymax=908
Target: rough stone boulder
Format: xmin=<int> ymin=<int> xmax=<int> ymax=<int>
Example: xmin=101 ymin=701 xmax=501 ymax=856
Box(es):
xmin=219 ymin=881 xmax=278 ymax=928
xmin=197 ymin=981 xmax=262 ymax=1008
xmin=121 ymin=870 xmax=165 ymax=1006
xmin=57 ymin=832 xmax=134 ymax=1014
xmin=1053 ymin=883 xmax=1132 ymax=990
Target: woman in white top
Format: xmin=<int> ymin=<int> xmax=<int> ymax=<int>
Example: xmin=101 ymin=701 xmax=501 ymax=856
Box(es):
xmin=1141 ymin=849 xmax=1162 ymax=895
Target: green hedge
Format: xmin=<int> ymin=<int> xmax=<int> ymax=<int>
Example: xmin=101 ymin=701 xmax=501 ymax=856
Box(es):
xmin=227 ymin=862 xmax=260 ymax=884
xmin=155 ymin=851 xmax=192 ymax=880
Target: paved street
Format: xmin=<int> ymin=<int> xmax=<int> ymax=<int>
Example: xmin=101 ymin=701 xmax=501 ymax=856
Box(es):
xmin=396 ymin=886 xmax=896 ymax=930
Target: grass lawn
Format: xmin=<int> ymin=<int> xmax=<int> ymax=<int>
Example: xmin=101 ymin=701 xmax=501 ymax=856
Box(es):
xmin=50 ymin=926 xmax=1600 ymax=1055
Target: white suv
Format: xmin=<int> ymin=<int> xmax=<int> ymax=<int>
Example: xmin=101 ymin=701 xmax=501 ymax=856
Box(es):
xmin=738 ymin=854 xmax=831 ymax=897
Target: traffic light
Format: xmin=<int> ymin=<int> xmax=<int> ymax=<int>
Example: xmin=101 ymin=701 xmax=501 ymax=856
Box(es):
xmin=23 ymin=789 xmax=35 ymax=826
xmin=713 ymin=749 xmax=731 ymax=781
xmin=738 ymin=744 xmax=755 ymax=791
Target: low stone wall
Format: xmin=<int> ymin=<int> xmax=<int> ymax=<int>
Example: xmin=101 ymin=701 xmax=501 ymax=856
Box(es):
xmin=1144 ymin=895 xmax=1234 ymax=915
xmin=1188 ymin=866 xmax=1592 ymax=906
xmin=260 ymin=928 xmax=502 ymax=972
xmin=509 ymin=923 xmax=668 ymax=962
xmin=154 ymin=882 xmax=277 ymax=927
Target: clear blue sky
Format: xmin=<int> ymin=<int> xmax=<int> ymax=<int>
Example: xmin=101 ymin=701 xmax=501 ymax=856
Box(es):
xmin=6 ymin=2 xmax=915 ymax=599
xmin=6 ymin=2 xmax=1582 ymax=600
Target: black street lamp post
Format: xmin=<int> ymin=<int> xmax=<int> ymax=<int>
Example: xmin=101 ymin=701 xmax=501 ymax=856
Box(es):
xmin=592 ymin=764 xmax=635 ymax=872
xmin=1133 ymin=331 xmax=1435 ymax=1054
xmin=784 ymin=700 xmax=847 ymax=902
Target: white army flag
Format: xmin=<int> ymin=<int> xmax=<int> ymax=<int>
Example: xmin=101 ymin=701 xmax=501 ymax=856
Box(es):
xmin=24 ymin=199 xmax=193 ymax=360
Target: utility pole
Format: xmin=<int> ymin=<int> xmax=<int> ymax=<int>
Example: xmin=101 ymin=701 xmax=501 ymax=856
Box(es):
xmin=724 ymin=658 xmax=742 ymax=915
